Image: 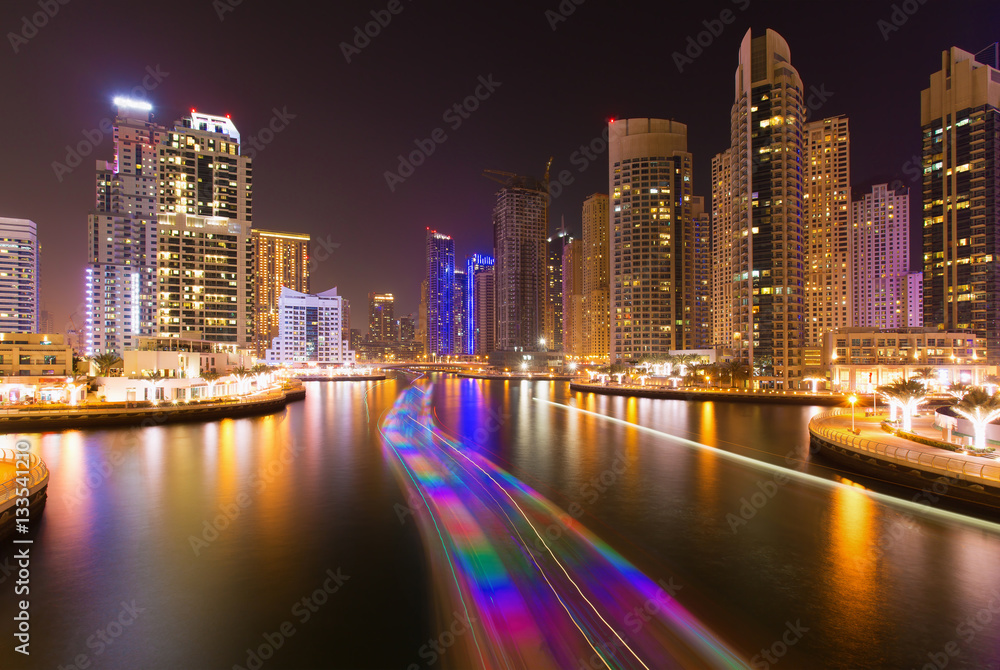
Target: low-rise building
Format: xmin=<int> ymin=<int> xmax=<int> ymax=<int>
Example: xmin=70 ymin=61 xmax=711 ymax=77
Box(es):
xmin=120 ymin=337 xmax=251 ymax=378
xmin=0 ymin=333 xmax=76 ymax=403
xmin=823 ymin=327 xmax=996 ymax=392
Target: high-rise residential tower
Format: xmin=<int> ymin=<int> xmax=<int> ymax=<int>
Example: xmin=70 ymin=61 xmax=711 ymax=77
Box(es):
xmin=690 ymin=196 xmax=712 ymax=350
xmin=426 ymin=230 xmax=455 ymax=356
xmin=803 ymin=116 xmax=851 ymax=346
xmin=851 ymin=184 xmax=921 ymax=328
xmin=252 ymin=229 xmax=310 ymax=357
xmin=466 ymin=254 xmax=495 ymax=355
xmin=581 ymin=193 xmax=609 ymax=358
xmin=724 ymin=29 xmax=807 ymax=385
xmin=609 ymin=118 xmax=701 ymax=362
xmin=0 ymin=218 xmax=39 ymax=333
xmin=562 ymin=238 xmax=584 ymax=357
xmin=85 ymin=100 xmax=253 ymax=354
xmin=710 ymin=150 xmax=734 ymax=346
xmin=368 ymin=292 xmax=395 ymax=341
xmin=491 ymin=174 xmax=548 ymax=351
xmin=921 ymin=47 xmax=1000 ymax=362
xmin=544 ymin=225 xmax=570 ymax=350
xmin=265 ymin=287 xmax=355 ymax=366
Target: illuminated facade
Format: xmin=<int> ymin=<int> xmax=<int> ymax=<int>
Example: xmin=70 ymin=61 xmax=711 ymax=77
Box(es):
xmin=252 ymin=229 xmax=310 ymax=357
xmin=85 ymin=99 xmax=252 ymax=355
xmin=724 ymin=29 xmax=807 ymax=385
xmin=155 ymin=213 xmax=253 ymax=347
xmin=803 ymin=115 xmax=851 ymax=347
xmin=851 ymin=184 xmax=921 ymax=328
xmin=492 ymin=176 xmax=548 ymax=351
xmin=545 ymin=226 xmax=570 ymax=350
xmin=581 ymin=194 xmax=609 ymax=358
xmin=466 ymin=254 xmax=495 ymax=356
xmin=562 ymin=238 xmax=584 ymax=356
xmin=0 ymin=218 xmax=38 ymax=333
xmin=368 ymin=292 xmax=395 ymax=341
xmin=710 ymin=150 xmax=734 ymax=346
xmin=609 ymin=118 xmax=703 ymax=362
xmin=921 ymin=47 xmax=1000 ymax=362
xmin=426 ymin=230 xmax=455 ymax=356
xmin=265 ymin=287 xmax=355 ymax=366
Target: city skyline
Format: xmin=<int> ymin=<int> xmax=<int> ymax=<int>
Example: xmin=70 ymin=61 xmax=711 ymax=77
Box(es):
xmin=5 ymin=1 xmax=1000 ymax=332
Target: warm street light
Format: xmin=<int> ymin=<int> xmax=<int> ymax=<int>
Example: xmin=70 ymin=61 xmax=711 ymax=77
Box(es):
xmin=849 ymin=394 xmax=858 ymax=432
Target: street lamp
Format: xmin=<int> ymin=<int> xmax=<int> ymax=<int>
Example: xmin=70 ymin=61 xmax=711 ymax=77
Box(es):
xmin=849 ymin=394 xmax=857 ymax=432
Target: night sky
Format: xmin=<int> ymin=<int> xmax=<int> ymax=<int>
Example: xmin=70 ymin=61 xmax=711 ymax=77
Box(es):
xmin=2 ymin=0 xmax=998 ymax=334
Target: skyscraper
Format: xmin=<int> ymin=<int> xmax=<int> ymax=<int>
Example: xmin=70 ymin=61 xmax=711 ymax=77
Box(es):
xmin=724 ymin=29 xmax=807 ymax=386
xmin=609 ymin=118 xmax=701 ymax=362
xmin=491 ymin=174 xmax=548 ymax=351
xmin=562 ymin=238 xmax=584 ymax=356
xmin=852 ymin=183 xmax=921 ymax=328
xmin=466 ymin=254 xmax=495 ymax=356
xmin=426 ymin=230 xmax=455 ymax=356
xmin=711 ymin=150 xmax=734 ymax=347
xmin=921 ymin=47 xmax=1000 ymax=362
xmin=690 ymin=196 xmax=712 ymax=350
xmin=581 ymin=194 xmax=609 ymax=359
xmin=803 ymin=115 xmax=851 ymax=346
xmin=368 ymin=292 xmax=395 ymax=341
xmin=0 ymin=218 xmax=38 ymax=333
xmin=545 ymin=225 xmax=570 ymax=350
xmin=253 ymin=229 xmax=310 ymax=357
xmin=85 ymin=99 xmax=253 ymax=355
xmin=453 ymin=270 xmax=466 ymax=355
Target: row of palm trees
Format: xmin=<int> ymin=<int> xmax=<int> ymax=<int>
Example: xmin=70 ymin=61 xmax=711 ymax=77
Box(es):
xmin=876 ymin=378 xmax=1000 ymax=452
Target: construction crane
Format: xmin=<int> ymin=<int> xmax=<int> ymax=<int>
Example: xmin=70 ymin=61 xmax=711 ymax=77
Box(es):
xmin=482 ymin=157 xmax=554 ymax=191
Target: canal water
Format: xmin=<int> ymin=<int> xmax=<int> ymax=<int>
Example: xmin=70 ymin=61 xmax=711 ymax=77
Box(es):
xmin=1 ymin=372 xmax=999 ymax=669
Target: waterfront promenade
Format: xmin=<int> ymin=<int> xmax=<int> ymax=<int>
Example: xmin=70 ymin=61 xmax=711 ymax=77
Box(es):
xmin=570 ymin=381 xmax=848 ymax=405
xmin=0 ymin=445 xmax=49 ymax=539
xmin=809 ymin=409 xmax=1000 ymax=507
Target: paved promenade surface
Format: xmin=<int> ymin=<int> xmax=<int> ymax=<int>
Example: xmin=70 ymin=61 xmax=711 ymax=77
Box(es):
xmin=811 ymin=411 xmax=1000 ymax=487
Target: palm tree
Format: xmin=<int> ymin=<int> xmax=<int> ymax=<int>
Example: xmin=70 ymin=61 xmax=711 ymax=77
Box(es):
xmin=200 ymin=370 xmax=221 ymax=398
xmin=251 ymin=363 xmax=272 ymax=389
xmin=983 ymin=375 xmax=1000 ymax=395
xmin=720 ymin=360 xmax=744 ymax=388
xmin=90 ymin=351 xmax=122 ymax=377
xmin=952 ymin=387 xmax=1000 ymax=452
xmin=912 ymin=367 xmax=937 ymax=390
xmin=876 ymin=378 xmax=927 ymax=432
xmin=231 ymin=366 xmax=251 ymax=395
xmin=947 ymin=382 xmax=970 ymax=401
xmin=65 ymin=373 xmax=93 ymax=405
xmin=142 ymin=370 xmax=165 ymax=403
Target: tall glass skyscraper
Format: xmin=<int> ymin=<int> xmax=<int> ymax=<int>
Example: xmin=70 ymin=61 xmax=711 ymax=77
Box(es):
xmin=426 ymin=229 xmax=455 ymax=356
xmin=0 ymin=218 xmax=38 ymax=334
xmin=466 ymin=253 xmax=495 ymax=355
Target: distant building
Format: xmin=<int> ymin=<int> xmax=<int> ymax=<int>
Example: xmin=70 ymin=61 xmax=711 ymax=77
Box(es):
xmin=466 ymin=255 xmax=495 ymax=356
xmin=710 ymin=149 xmax=734 ymax=347
xmin=545 ymin=225 xmax=570 ymax=350
xmin=581 ymin=194 xmax=609 ymax=359
xmin=562 ymin=238 xmax=584 ymax=356
xmin=921 ymin=47 xmax=1000 ymax=362
xmin=0 ymin=332 xmax=75 ymax=403
xmin=803 ymin=115 xmax=852 ymax=346
xmin=492 ymin=174 xmax=548 ymax=351
xmin=265 ymin=287 xmax=355 ymax=366
xmin=252 ymin=229 xmax=310 ymax=357
xmin=426 ymin=230 xmax=455 ymax=356
xmin=368 ymin=292 xmax=395 ymax=341
xmin=851 ymin=184 xmax=921 ymax=329
xmin=39 ymin=310 xmax=54 ymax=335
xmin=398 ymin=315 xmax=415 ymax=342
xmin=0 ymin=218 xmax=39 ymax=333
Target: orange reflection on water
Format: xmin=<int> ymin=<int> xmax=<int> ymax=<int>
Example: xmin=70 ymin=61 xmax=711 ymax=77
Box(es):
xmin=825 ymin=483 xmax=881 ymax=638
